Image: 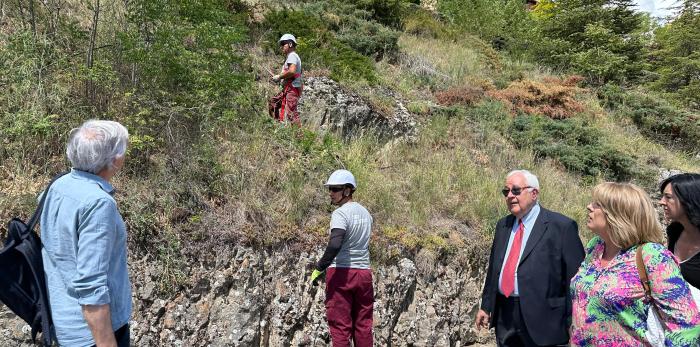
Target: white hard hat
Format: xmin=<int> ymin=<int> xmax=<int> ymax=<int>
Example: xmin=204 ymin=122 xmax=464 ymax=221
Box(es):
xmin=325 ymin=169 xmax=356 ymax=189
xmin=278 ymin=34 xmax=297 ymax=44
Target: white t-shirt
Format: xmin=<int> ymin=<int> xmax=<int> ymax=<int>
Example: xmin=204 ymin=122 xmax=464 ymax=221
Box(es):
xmin=330 ymin=201 xmax=372 ymax=269
xmin=282 ymin=52 xmax=302 ymax=88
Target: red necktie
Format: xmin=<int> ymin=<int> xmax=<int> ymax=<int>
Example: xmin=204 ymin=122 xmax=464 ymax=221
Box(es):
xmin=501 ymin=220 xmax=524 ymax=298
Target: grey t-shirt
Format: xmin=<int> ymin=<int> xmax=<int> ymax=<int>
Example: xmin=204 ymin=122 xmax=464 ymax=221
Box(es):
xmin=330 ymin=201 xmax=372 ymax=269
xmin=283 ymin=51 xmax=302 ymax=88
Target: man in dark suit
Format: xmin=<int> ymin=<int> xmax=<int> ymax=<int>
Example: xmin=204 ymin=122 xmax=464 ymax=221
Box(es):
xmin=475 ymin=170 xmax=585 ymax=347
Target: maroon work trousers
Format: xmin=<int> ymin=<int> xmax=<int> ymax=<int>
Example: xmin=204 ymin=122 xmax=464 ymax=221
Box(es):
xmin=325 ymin=267 xmax=374 ymax=347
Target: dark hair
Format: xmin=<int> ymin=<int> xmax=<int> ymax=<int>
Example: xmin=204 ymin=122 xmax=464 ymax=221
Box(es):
xmin=344 ymin=184 xmax=355 ymax=197
xmin=281 ymin=40 xmax=296 ymax=48
xmin=660 ymin=173 xmax=700 ymax=230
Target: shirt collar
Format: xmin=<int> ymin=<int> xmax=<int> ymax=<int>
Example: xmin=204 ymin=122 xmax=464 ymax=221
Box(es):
xmin=70 ymin=168 xmax=115 ymax=195
xmin=519 ymin=203 xmax=541 ymax=225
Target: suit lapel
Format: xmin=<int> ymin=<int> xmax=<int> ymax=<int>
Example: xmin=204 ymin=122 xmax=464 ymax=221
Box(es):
xmin=519 ymin=207 xmax=549 ymax=265
xmin=494 ymin=215 xmax=516 ymax=272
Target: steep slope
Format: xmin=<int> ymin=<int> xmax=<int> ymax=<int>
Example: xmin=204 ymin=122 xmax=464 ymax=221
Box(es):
xmin=1 ymin=1 xmax=700 ymax=346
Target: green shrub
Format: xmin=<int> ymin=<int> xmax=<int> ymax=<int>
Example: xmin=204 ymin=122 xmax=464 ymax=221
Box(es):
xmin=597 ymin=85 xmax=700 ymax=151
xmin=121 ymin=0 xmax=250 ymax=108
xmin=299 ymin=0 xmax=400 ymax=59
xmin=402 ymin=7 xmax=451 ymax=40
xmin=509 ymin=115 xmax=636 ymax=181
xmin=438 ymin=0 xmax=535 ymax=55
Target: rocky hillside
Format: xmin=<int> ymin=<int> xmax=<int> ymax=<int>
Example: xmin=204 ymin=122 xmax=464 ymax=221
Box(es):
xmin=2 ymin=0 xmax=700 ymax=346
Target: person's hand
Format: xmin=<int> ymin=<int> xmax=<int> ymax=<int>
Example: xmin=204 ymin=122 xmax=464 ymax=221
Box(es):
xmin=272 ymin=74 xmax=281 ymax=82
xmin=475 ymin=309 xmax=490 ymax=330
xmin=310 ymin=269 xmax=324 ymax=286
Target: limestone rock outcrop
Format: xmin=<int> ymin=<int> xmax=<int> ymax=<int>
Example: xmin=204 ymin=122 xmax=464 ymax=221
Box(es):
xmin=299 ymin=77 xmax=417 ymax=141
xmin=0 ymin=245 xmax=493 ymax=346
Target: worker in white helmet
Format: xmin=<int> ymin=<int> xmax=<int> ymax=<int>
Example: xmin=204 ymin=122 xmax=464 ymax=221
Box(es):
xmin=311 ymin=169 xmax=374 ymax=347
xmin=269 ymin=33 xmax=303 ymax=126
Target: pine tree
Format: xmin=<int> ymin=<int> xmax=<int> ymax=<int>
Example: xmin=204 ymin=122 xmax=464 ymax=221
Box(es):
xmin=533 ymin=0 xmax=650 ymax=85
xmin=649 ymin=0 xmax=700 ymax=109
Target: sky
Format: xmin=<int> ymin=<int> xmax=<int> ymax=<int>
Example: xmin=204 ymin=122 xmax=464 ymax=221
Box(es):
xmin=634 ymin=0 xmax=680 ymax=18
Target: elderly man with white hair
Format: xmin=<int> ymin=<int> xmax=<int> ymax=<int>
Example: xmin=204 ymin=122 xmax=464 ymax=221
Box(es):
xmin=41 ymin=120 xmax=131 ymax=347
xmin=475 ymin=170 xmax=585 ymax=347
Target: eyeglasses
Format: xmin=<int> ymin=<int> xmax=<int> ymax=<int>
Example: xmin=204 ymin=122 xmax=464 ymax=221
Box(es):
xmin=501 ymin=186 xmax=533 ymax=197
xmin=328 ymin=186 xmax=345 ymax=192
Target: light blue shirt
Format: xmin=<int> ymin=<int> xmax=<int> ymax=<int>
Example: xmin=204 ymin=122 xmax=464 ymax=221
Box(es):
xmin=498 ymin=203 xmax=540 ymax=297
xmin=41 ymin=169 xmax=132 ymax=347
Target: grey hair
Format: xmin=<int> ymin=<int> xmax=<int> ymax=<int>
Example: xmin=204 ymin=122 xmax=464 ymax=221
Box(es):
xmin=66 ymin=120 xmax=129 ymax=174
xmin=507 ymin=169 xmax=540 ymax=190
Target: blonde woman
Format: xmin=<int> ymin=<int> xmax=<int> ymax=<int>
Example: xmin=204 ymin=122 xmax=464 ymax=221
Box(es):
xmin=570 ymin=182 xmax=700 ymax=346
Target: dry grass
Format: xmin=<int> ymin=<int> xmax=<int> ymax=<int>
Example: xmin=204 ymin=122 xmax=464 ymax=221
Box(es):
xmin=336 ymin=102 xmax=595 ymax=250
xmin=396 ymin=34 xmax=496 ymax=88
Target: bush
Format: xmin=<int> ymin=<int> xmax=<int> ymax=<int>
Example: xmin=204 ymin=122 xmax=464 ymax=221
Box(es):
xmin=487 ymin=76 xmax=585 ymax=119
xmin=597 ymin=84 xmax=700 ymax=151
xmin=509 ymin=115 xmax=636 ymax=181
xmin=435 ymin=85 xmax=488 ymax=106
xmin=438 ymin=0 xmax=536 ymax=55
xmin=299 ymin=0 xmax=400 ymax=59
xmin=402 ymin=7 xmax=450 ymax=40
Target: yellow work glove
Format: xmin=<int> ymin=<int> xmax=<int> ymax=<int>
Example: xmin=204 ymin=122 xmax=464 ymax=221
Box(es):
xmin=311 ymin=269 xmax=324 ymax=286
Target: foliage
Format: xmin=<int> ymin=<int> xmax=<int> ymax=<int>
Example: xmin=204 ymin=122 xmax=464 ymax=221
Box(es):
xmin=1 ymin=0 xmax=699 ymax=296
xmin=300 ymin=0 xmax=401 ymax=59
xmin=261 ymin=9 xmax=378 ymax=83
xmin=598 ymin=84 xmax=700 ymax=151
xmin=0 ymin=30 xmax=93 ymax=173
xmin=121 ymin=0 xmax=250 ymax=108
xmin=532 ymin=0 xmax=651 ymax=85
xmin=486 ymin=76 xmax=585 ymax=119
xmin=343 ymin=0 xmax=407 ymax=29
xmin=648 ymin=0 xmax=700 ymax=109
xmin=438 ymin=0 xmax=536 ymax=55
xmin=508 ymin=115 xmax=637 ymax=181
xmin=435 ymin=86 xmax=488 ymax=106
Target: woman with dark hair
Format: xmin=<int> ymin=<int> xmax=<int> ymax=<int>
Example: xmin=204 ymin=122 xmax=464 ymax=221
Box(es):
xmin=659 ymin=173 xmax=700 ymax=289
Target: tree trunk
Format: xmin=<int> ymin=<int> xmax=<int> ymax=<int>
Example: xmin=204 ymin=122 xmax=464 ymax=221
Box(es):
xmin=16 ymin=0 xmax=26 ymax=29
xmin=41 ymin=0 xmax=61 ymax=38
xmin=28 ymin=0 xmax=36 ymax=39
xmin=86 ymin=0 xmax=100 ymax=100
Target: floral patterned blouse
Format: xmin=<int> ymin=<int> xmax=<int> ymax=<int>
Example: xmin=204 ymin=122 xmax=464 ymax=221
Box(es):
xmin=570 ymin=237 xmax=700 ymax=346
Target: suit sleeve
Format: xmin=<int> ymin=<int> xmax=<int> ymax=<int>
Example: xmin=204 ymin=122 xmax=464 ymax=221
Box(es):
xmin=480 ymin=221 xmax=501 ymax=314
xmin=561 ymin=219 xmax=584 ymax=324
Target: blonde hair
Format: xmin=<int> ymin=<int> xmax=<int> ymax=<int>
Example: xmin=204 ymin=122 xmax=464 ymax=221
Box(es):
xmin=592 ymin=182 xmax=663 ymax=249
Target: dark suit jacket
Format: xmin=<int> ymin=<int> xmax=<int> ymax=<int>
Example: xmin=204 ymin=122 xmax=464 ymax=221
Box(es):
xmin=480 ymin=207 xmax=584 ymax=346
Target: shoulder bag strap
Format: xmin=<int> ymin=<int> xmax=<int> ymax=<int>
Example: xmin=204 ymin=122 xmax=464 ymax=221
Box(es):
xmin=636 ymin=244 xmax=653 ymax=298
xmin=26 ymin=171 xmax=69 ymax=232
